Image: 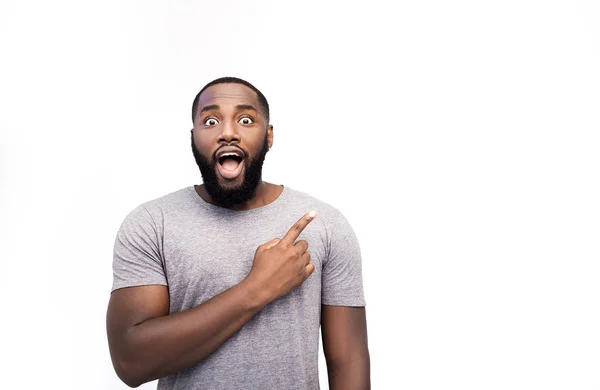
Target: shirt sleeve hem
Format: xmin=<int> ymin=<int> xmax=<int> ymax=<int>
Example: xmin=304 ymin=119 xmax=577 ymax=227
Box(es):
xmin=321 ymin=297 xmax=366 ymax=307
xmin=111 ymin=280 xmax=168 ymax=293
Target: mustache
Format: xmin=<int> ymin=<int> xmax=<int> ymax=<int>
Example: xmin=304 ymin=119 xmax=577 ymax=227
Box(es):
xmin=190 ymin=132 xmax=268 ymax=166
xmin=213 ymin=145 xmax=248 ymax=162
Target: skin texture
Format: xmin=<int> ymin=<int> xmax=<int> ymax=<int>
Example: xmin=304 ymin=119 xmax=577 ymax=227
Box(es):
xmin=106 ymin=82 xmax=370 ymax=388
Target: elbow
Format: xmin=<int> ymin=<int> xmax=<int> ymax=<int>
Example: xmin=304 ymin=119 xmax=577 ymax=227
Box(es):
xmin=112 ymin=356 xmax=150 ymax=388
xmin=108 ymin=330 xmax=158 ymax=387
xmin=328 ymin=349 xmax=371 ymax=374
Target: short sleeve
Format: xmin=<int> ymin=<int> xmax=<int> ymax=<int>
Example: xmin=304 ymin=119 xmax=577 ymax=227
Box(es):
xmin=111 ymin=205 xmax=167 ymax=293
xmin=321 ymin=211 xmax=366 ymax=307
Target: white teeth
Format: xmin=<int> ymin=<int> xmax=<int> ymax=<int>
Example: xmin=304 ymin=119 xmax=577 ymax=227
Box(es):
xmin=221 ymin=152 xmax=240 ymax=158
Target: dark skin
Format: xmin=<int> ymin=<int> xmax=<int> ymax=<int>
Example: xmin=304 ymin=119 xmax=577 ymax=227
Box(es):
xmin=106 ymin=83 xmax=370 ymax=388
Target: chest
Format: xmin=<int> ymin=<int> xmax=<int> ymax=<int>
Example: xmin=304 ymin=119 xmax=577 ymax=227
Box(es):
xmin=160 ymin=212 xmax=327 ymax=312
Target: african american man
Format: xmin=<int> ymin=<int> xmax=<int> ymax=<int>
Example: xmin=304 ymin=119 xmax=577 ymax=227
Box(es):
xmin=106 ymin=77 xmax=370 ymax=390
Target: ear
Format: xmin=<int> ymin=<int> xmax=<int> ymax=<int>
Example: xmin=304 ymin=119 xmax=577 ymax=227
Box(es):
xmin=267 ymin=124 xmax=274 ymax=150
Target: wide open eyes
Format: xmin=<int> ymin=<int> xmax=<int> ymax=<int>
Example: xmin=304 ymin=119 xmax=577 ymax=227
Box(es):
xmin=203 ymin=117 xmax=253 ymax=126
xmin=239 ymin=117 xmax=253 ymax=125
xmin=204 ymin=118 xmax=218 ymax=126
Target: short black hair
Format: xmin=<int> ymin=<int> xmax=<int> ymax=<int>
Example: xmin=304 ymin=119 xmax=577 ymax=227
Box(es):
xmin=191 ymin=77 xmax=270 ymax=124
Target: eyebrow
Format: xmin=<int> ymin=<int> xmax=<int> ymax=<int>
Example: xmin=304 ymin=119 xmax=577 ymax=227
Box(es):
xmin=235 ymin=104 xmax=257 ymax=112
xmin=199 ymin=104 xmax=220 ymax=116
xmin=198 ymin=104 xmax=258 ymax=117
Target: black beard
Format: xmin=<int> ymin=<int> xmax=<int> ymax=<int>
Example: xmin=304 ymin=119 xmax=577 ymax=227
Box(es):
xmin=191 ymin=134 xmax=269 ymax=208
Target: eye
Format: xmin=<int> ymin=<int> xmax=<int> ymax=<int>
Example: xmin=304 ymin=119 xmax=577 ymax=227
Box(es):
xmin=239 ymin=117 xmax=253 ymax=125
xmin=204 ymin=118 xmax=218 ymax=126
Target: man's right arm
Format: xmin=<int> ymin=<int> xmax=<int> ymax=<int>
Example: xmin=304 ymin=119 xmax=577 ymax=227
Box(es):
xmin=106 ymin=211 xmax=317 ymax=388
xmin=107 ymin=279 xmax=268 ymax=387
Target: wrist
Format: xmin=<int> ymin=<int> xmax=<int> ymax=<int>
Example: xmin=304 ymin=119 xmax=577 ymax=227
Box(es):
xmin=238 ymin=277 xmax=273 ymax=311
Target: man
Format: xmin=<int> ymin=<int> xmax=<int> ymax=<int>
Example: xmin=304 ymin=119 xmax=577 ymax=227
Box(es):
xmin=106 ymin=77 xmax=370 ymax=389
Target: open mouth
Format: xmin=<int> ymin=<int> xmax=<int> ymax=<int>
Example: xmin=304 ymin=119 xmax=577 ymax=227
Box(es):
xmin=216 ymin=148 xmax=245 ymax=180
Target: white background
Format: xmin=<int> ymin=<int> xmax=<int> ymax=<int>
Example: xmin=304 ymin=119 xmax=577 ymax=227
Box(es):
xmin=1 ymin=0 xmax=599 ymax=389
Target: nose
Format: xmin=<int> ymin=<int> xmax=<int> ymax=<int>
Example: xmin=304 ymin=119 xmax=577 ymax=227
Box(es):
xmin=218 ymin=120 xmax=240 ymax=144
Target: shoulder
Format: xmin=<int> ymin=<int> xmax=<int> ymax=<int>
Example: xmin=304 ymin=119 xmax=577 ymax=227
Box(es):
xmin=120 ymin=186 xmax=195 ymax=227
xmin=282 ymin=186 xmax=349 ymax=231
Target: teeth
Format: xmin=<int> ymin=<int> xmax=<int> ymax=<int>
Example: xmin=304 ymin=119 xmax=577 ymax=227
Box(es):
xmin=220 ymin=152 xmax=241 ymax=158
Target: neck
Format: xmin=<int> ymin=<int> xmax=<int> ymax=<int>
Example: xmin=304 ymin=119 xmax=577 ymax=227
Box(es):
xmin=195 ymin=180 xmax=283 ymax=211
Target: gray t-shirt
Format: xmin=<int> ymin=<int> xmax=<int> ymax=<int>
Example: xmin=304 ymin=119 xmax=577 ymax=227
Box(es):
xmin=112 ymin=185 xmax=366 ymax=390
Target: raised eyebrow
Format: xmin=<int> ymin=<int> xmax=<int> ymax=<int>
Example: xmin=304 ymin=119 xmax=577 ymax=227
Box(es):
xmin=199 ymin=104 xmax=220 ymax=116
xmin=235 ymin=104 xmax=257 ymax=112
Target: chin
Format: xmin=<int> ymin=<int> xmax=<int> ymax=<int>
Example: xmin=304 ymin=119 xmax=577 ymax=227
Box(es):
xmin=218 ymin=179 xmax=245 ymax=191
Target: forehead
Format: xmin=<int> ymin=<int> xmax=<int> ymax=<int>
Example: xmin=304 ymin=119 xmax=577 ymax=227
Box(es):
xmin=198 ymin=83 xmax=259 ymax=110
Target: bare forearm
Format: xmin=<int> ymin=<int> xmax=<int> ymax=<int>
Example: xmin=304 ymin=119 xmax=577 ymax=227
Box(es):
xmin=114 ymin=280 xmax=269 ymax=386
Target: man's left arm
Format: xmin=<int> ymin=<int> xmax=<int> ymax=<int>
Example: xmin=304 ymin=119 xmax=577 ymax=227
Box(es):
xmin=322 ymin=305 xmax=370 ymax=390
xmin=320 ymin=210 xmax=370 ymax=389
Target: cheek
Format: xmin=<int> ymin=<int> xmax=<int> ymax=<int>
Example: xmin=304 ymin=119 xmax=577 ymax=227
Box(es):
xmin=192 ymin=132 xmax=213 ymax=153
xmin=246 ymin=131 xmax=268 ymax=149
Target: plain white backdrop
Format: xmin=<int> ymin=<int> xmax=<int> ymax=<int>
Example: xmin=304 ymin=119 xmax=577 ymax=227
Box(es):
xmin=1 ymin=0 xmax=599 ymax=389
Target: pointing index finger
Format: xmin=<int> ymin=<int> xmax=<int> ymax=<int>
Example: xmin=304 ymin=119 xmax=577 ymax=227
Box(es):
xmin=282 ymin=210 xmax=318 ymax=245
